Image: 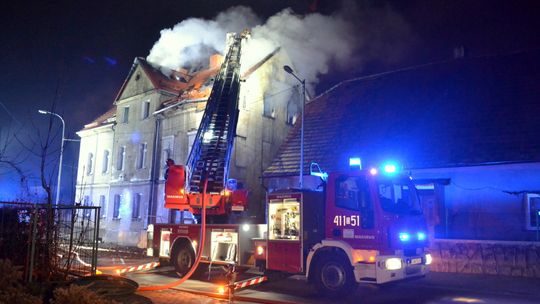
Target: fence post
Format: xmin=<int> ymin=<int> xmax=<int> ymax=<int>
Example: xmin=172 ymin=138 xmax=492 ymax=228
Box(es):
xmin=28 ymin=206 xmax=38 ymax=283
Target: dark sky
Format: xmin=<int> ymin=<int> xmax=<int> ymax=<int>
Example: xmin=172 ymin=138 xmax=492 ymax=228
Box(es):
xmin=1 ymin=0 xmax=539 ymax=200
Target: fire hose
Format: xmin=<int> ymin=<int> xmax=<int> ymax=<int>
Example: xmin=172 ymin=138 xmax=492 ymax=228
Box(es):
xmin=137 ymin=177 xmax=208 ymax=292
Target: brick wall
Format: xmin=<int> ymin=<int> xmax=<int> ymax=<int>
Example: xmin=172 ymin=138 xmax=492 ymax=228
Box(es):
xmin=429 ymin=239 xmax=540 ymax=278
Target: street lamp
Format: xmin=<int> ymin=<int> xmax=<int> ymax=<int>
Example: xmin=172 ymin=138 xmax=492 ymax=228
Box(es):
xmin=38 ymin=110 xmax=65 ymax=206
xmin=283 ymin=65 xmax=305 ymax=189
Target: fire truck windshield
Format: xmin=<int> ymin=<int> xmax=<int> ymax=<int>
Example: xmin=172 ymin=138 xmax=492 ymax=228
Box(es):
xmin=377 ymin=179 xmax=422 ymax=215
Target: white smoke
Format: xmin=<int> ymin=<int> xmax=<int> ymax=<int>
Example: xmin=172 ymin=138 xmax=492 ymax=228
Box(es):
xmin=147 ymin=6 xmax=260 ymax=71
xmin=147 ymin=3 xmax=412 ymax=90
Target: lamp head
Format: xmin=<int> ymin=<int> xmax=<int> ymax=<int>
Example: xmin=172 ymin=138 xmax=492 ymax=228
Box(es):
xmin=38 ymin=110 xmax=48 ymax=114
xmin=283 ymin=65 xmax=294 ymax=74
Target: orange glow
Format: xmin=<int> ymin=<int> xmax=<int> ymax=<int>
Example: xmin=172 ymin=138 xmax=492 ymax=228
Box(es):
xmin=368 ymin=256 xmax=376 ymax=263
xmin=217 ymin=285 xmax=226 ymax=295
xmin=180 ymin=188 xmax=185 ymax=195
xmin=256 ymin=246 xmax=264 ymax=255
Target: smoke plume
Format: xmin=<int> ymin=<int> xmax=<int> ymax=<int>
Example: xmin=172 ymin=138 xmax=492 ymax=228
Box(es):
xmin=147 ymin=3 xmax=413 ymax=91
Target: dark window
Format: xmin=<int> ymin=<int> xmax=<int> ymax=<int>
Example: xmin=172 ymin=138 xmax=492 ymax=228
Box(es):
xmin=113 ymin=194 xmax=121 ymax=219
xmin=99 ymin=195 xmax=106 ymax=218
xmin=132 ymin=193 xmax=141 ymax=219
xmin=122 ymin=106 xmax=129 ymax=123
xmin=142 ymin=100 xmax=150 ymax=119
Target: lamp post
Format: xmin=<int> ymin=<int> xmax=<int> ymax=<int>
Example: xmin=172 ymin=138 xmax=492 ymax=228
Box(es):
xmin=38 ymin=110 xmax=65 ymax=206
xmin=283 ymin=65 xmax=305 ymax=189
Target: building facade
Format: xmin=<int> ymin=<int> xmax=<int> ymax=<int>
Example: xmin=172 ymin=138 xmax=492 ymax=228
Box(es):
xmin=76 ymin=44 xmax=297 ymax=246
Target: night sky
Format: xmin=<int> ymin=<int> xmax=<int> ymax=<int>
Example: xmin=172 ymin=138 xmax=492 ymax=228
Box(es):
xmin=1 ymin=0 xmax=539 ymax=201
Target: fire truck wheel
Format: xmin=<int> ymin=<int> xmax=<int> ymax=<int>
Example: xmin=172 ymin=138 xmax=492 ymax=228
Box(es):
xmin=313 ymin=253 xmax=357 ymax=297
xmin=172 ymin=245 xmax=195 ymax=277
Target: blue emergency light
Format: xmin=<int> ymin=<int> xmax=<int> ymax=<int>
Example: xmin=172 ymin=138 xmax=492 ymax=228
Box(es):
xmin=417 ymin=232 xmax=427 ymax=241
xmin=399 ymin=232 xmax=411 ymax=242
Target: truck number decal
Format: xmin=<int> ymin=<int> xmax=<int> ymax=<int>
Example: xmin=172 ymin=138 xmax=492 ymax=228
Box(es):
xmin=333 ymin=215 xmax=360 ymax=227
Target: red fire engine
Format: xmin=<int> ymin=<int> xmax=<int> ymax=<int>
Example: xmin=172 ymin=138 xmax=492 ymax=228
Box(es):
xmin=150 ymin=163 xmax=432 ymax=296
xmin=149 ymin=32 xmax=431 ymax=296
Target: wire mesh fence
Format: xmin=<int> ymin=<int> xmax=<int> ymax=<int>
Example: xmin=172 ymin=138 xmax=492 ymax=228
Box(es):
xmin=0 ymin=202 xmax=100 ymax=282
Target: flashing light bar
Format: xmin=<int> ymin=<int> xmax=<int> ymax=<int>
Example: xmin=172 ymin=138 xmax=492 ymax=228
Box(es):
xmin=417 ymin=232 xmax=427 ymax=241
xmin=369 ymin=168 xmax=378 ymax=175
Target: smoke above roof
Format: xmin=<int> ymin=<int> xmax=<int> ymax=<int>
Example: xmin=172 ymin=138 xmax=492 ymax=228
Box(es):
xmin=147 ymin=3 xmax=413 ymax=91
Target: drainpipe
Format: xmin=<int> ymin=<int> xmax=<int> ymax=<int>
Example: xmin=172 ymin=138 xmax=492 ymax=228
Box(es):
xmin=147 ymin=114 xmax=162 ymax=226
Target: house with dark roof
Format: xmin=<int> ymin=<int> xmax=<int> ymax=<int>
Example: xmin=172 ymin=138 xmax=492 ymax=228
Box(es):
xmin=75 ymin=41 xmax=299 ymax=245
xmin=264 ymin=49 xmax=540 ymax=242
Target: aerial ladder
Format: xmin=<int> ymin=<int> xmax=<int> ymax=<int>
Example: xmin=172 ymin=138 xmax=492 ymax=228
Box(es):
xmin=164 ymin=32 xmax=248 ymax=220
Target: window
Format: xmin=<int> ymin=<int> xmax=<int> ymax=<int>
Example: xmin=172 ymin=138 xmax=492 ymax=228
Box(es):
xmin=161 ymin=136 xmax=174 ymax=179
xmin=116 ymin=146 xmax=125 ymax=171
xmin=526 ymin=193 xmax=540 ymax=230
xmin=86 ymin=153 xmax=94 ymax=175
xmin=263 ymin=95 xmax=275 ymax=118
xmin=137 ymin=143 xmax=147 ymax=169
xmin=335 ymin=175 xmax=374 ymax=228
xmin=99 ymin=195 xmax=106 ymax=218
xmin=142 ymin=100 xmax=150 ymax=119
xmin=83 ymin=196 xmax=91 ymax=218
xmin=286 ymin=89 xmax=300 ymax=125
xmin=102 ymin=150 xmax=110 ymax=174
xmin=113 ymin=194 xmax=121 ymax=219
xmin=132 ymin=193 xmax=142 ymax=219
xmin=122 ymin=106 xmax=129 ymax=123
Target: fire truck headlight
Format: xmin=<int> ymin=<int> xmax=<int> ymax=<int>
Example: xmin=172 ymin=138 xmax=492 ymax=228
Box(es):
xmin=399 ymin=232 xmax=411 ymax=242
xmin=256 ymin=246 xmax=265 ymax=256
xmin=242 ymin=224 xmax=250 ymax=232
xmin=385 ymin=258 xmax=402 ymax=270
xmin=425 ymin=253 xmax=433 ymax=265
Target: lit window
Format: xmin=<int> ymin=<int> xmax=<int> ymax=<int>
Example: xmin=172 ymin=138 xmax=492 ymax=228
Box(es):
xmin=116 ymin=146 xmax=125 ymax=171
xmin=102 ymin=150 xmax=110 ymax=174
xmin=286 ymin=90 xmax=299 ymax=125
xmin=132 ymin=193 xmax=141 ymax=219
xmin=142 ymin=100 xmax=150 ymax=119
xmin=113 ymin=194 xmax=121 ymax=219
xmin=137 ymin=143 xmax=147 ymax=169
xmin=122 ymin=106 xmax=129 ymax=123
xmin=86 ymin=153 xmax=94 ymax=175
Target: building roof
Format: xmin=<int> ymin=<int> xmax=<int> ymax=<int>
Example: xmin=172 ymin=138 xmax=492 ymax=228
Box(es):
xmin=264 ymin=49 xmax=540 ymax=177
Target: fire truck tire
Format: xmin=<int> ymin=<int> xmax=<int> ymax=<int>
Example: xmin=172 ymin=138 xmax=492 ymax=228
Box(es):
xmin=172 ymin=245 xmax=194 ymax=277
xmin=312 ymin=253 xmax=357 ymax=298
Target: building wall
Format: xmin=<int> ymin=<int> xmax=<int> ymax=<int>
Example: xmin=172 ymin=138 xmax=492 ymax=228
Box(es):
xmin=412 ymin=162 xmax=540 ymax=241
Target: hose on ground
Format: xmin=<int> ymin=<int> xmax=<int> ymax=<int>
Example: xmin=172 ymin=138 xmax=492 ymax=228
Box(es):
xmin=137 ymin=177 xmax=208 ymax=292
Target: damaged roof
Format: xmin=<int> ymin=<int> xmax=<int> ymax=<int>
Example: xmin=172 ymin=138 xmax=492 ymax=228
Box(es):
xmin=264 ymin=49 xmax=540 ymax=177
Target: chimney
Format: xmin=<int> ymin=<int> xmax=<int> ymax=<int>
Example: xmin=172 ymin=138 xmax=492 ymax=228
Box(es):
xmin=209 ymin=54 xmax=224 ymax=69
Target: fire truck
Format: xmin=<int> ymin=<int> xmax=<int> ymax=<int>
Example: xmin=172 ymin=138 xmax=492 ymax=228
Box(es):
xmin=148 ymin=32 xmax=432 ymax=296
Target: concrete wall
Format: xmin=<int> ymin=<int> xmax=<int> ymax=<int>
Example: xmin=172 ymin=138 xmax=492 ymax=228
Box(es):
xmin=430 ymin=239 xmax=540 ymax=278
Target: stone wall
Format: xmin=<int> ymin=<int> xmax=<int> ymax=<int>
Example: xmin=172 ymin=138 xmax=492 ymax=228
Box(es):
xmin=429 ymin=239 xmax=540 ymax=278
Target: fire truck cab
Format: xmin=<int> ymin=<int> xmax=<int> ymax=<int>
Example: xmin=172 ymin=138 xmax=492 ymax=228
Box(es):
xmin=257 ymin=166 xmax=432 ymax=296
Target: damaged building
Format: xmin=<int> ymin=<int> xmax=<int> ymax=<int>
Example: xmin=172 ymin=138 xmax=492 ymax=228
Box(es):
xmin=75 ymin=36 xmax=298 ymax=246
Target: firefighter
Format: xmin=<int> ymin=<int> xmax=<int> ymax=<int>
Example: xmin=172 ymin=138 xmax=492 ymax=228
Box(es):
xmin=165 ymin=158 xmax=175 ymax=180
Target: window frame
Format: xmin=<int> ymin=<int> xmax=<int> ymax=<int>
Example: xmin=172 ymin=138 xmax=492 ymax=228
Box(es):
xmin=113 ymin=194 xmax=121 ymax=219
xmin=141 ymin=100 xmax=150 ymax=120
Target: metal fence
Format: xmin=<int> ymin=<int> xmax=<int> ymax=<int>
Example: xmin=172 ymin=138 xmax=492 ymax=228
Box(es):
xmin=0 ymin=202 xmax=100 ymax=282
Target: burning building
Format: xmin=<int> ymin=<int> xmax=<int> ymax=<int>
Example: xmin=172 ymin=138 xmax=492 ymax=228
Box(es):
xmin=75 ymin=34 xmax=298 ymax=246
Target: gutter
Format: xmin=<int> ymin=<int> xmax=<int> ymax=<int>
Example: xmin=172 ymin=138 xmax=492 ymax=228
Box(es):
xmin=152 ymin=98 xmax=207 ymax=115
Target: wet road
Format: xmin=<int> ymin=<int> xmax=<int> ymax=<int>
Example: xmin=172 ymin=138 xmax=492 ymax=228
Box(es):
xmin=127 ymin=266 xmax=540 ymax=304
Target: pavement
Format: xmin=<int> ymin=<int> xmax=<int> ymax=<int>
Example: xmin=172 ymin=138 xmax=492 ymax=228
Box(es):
xmin=95 ymin=254 xmax=540 ymax=304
